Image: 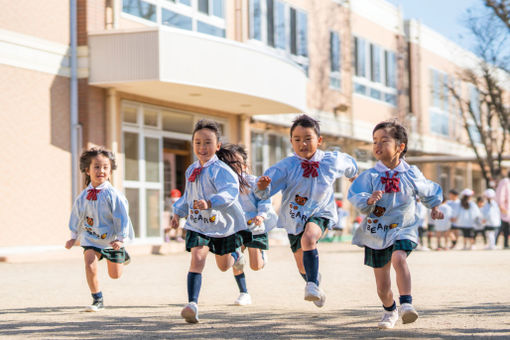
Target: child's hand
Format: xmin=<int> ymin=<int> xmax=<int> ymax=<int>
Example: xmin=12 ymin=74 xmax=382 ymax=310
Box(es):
xmin=257 ymin=176 xmax=271 ymax=191
xmin=348 ymin=175 xmax=358 ymax=183
xmin=367 ymin=190 xmax=384 ymax=205
xmin=171 ymin=215 xmax=181 ymax=229
xmin=431 ymin=206 xmax=444 ymax=220
xmin=110 ymin=240 xmax=123 ymax=250
xmin=65 ymin=239 xmax=76 ymax=249
xmin=253 ymin=216 xmax=265 ymax=226
xmin=193 ymin=199 xmax=210 ymax=210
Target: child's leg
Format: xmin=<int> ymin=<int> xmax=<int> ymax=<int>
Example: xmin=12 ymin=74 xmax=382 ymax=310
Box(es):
xmin=373 ymin=262 xmax=394 ymax=308
xmin=188 ymin=246 xmax=209 ymax=303
xmin=391 ymin=250 xmax=411 ymax=297
xmin=293 ymin=248 xmax=307 ymax=279
xmin=247 ymin=247 xmax=264 ymax=271
xmin=215 ymin=253 xmax=235 ymax=272
xmin=301 ymin=222 xmax=323 ymax=285
xmin=106 ymin=260 xmax=123 ymax=279
xmin=84 ymin=249 xmax=101 ymax=294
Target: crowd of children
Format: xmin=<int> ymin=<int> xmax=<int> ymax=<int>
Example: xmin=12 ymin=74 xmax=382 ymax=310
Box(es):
xmin=65 ymin=114 xmax=503 ymax=330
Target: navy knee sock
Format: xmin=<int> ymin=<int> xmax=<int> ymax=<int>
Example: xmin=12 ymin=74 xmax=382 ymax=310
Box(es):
xmin=300 ymin=273 xmax=307 ymax=281
xmin=303 ymin=249 xmax=319 ymax=285
xmin=92 ymin=291 xmax=103 ymax=301
xmin=383 ymin=301 xmax=397 ymax=311
xmin=234 ymin=273 xmax=248 ymax=293
xmin=399 ymin=295 xmax=412 ymax=305
xmin=187 ymin=272 xmax=202 ymax=303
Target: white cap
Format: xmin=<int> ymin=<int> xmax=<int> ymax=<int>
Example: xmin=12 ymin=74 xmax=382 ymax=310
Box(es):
xmin=484 ymin=188 xmax=496 ymax=199
xmin=460 ymin=188 xmax=474 ymax=197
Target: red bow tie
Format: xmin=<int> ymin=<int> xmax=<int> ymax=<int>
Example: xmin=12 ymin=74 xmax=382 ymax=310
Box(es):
xmin=301 ymin=160 xmax=320 ymax=178
xmin=87 ymin=188 xmax=101 ymax=201
xmin=381 ymin=171 xmax=400 ymax=193
xmin=188 ymin=167 xmax=202 ymax=182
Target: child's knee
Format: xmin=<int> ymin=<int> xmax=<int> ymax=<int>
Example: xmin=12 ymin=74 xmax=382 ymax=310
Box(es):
xmin=250 ymin=262 xmax=263 ymax=271
xmin=217 ymin=263 xmax=229 ymax=272
xmin=109 ymin=271 xmax=122 ymax=279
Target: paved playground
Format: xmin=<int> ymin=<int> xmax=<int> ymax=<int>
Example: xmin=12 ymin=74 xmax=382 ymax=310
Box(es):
xmin=1 ymin=242 xmax=510 ymax=339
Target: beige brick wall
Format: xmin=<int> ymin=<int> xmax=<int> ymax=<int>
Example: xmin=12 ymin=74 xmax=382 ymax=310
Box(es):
xmin=0 ymin=0 xmax=70 ymax=44
xmin=0 ymin=65 xmax=72 ymax=247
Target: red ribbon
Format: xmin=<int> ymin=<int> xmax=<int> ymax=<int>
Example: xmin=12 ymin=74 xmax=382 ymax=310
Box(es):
xmin=86 ymin=188 xmax=101 ymax=201
xmin=381 ymin=171 xmax=400 ymax=193
xmin=301 ymin=160 xmax=320 ymax=178
xmin=188 ymin=167 xmax=202 ymax=182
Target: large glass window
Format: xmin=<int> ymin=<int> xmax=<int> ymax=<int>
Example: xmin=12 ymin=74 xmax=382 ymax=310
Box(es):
xmin=146 ymin=189 xmax=161 ymax=237
xmin=145 ymin=137 xmax=160 ymax=182
xmin=123 ymin=0 xmax=157 ymax=22
xmin=123 ymin=0 xmax=225 ymax=38
xmin=353 ymin=35 xmax=397 ymax=106
xmin=275 ymin=1 xmax=286 ymax=49
xmin=330 ymin=31 xmax=341 ymax=90
xmin=124 ymin=132 xmax=139 ymax=181
xmin=296 ymin=10 xmax=308 ymax=57
xmin=251 ymin=0 xmax=262 ymax=41
xmin=125 ymin=188 xmax=140 ymax=237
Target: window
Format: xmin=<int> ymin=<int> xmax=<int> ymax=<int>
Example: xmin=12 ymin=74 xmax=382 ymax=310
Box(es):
xmin=123 ymin=0 xmax=225 ymax=38
xmin=249 ymin=1 xmax=308 ymax=73
xmin=251 ymin=131 xmax=291 ymax=175
xmin=122 ymin=0 xmax=156 ymax=22
xmin=470 ymin=85 xmax=481 ymax=122
xmin=330 ymin=31 xmax=341 ymax=90
xmin=353 ymin=35 xmax=397 ymax=106
xmin=429 ymin=68 xmax=460 ymax=137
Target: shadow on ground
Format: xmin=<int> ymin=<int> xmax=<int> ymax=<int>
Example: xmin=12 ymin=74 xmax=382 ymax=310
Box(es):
xmin=1 ymin=303 xmax=509 ymax=339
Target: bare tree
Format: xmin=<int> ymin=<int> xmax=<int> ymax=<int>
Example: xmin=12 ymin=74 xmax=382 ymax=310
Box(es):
xmin=485 ymin=0 xmax=510 ymax=30
xmin=449 ymin=5 xmax=510 ymax=186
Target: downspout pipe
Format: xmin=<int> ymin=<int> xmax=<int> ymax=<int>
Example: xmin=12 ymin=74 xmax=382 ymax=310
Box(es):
xmin=70 ymin=0 xmax=79 ymax=199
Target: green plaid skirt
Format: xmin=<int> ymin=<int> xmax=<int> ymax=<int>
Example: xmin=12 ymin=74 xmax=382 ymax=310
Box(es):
xmin=287 ymin=217 xmax=331 ymax=253
xmin=364 ymin=239 xmax=417 ymax=268
xmin=244 ymin=233 xmax=269 ymax=250
xmin=82 ymin=246 xmax=130 ymax=264
xmin=185 ymin=230 xmax=252 ymax=255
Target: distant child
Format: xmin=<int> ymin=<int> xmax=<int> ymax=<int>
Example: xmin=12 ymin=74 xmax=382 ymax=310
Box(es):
xmin=432 ymin=197 xmax=453 ymax=250
xmin=446 ymin=189 xmax=460 ymax=249
xmin=474 ymin=196 xmax=487 ymax=246
xmin=256 ymin=114 xmax=358 ymax=308
xmin=65 ymin=147 xmax=134 ymax=312
xmin=165 ymin=189 xmax=185 ymax=242
xmin=481 ymin=189 xmax=501 ymax=250
xmin=171 ymin=120 xmax=250 ymax=323
xmin=324 ymin=200 xmax=349 ymax=242
xmin=453 ymin=189 xmax=481 ymax=250
xmin=348 ymin=121 xmax=443 ymax=329
xmin=415 ymin=199 xmax=429 ymax=251
xmin=217 ymin=144 xmax=278 ymax=306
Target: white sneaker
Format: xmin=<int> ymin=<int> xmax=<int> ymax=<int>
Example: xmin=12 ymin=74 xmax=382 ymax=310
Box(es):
xmin=181 ymin=302 xmax=199 ymax=323
xmin=234 ymin=292 xmax=252 ymax=306
xmin=232 ymin=249 xmax=245 ymax=271
xmin=304 ymin=282 xmax=325 ymax=303
xmin=378 ymin=309 xmax=399 ymax=329
xmin=400 ymin=303 xmax=419 ymax=324
xmin=313 ymin=273 xmax=325 ymax=308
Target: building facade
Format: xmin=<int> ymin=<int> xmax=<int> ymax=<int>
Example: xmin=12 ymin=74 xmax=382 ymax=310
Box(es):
xmin=1 ymin=0 xmax=506 ymax=252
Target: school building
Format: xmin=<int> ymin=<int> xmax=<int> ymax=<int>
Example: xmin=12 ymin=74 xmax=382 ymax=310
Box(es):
xmin=1 ymin=0 xmax=507 ymax=254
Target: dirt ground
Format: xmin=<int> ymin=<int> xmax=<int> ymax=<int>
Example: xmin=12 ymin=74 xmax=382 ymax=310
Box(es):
xmin=1 ymin=242 xmax=510 ymax=339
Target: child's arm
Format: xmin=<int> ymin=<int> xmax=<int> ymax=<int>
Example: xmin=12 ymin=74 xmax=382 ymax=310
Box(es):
xmin=409 ymin=166 xmax=444 ymax=219
xmin=347 ymin=171 xmax=377 ymax=214
xmin=206 ymin=167 xmax=241 ymax=210
xmin=172 ymin=185 xmax=189 ymax=217
xmin=254 ymin=165 xmax=287 ymax=200
xmin=111 ymin=193 xmax=134 ymax=243
xmin=333 ymin=151 xmax=358 ymax=180
xmin=66 ymin=198 xmax=83 ymax=249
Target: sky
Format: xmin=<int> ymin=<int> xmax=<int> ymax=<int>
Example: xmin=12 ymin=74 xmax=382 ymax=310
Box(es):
xmin=389 ymin=0 xmax=485 ymax=53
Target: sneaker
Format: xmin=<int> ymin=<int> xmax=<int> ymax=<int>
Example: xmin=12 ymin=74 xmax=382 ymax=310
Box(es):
xmin=304 ymin=282 xmax=325 ymax=304
xmin=400 ymin=303 xmax=419 ymax=324
xmin=85 ymin=299 xmax=104 ymax=312
xmin=261 ymin=250 xmax=268 ymax=268
xmin=313 ymin=273 xmax=325 ymax=308
xmin=378 ymin=309 xmax=399 ymax=329
xmin=234 ymin=292 xmax=252 ymax=306
xmin=181 ymin=302 xmax=199 ymax=323
xmin=232 ymin=249 xmax=245 ymax=271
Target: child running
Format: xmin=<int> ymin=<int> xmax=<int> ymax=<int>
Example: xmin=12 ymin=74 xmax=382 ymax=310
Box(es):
xmin=65 ymin=147 xmax=134 ymax=312
xmin=481 ymin=189 xmax=501 ymax=250
xmin=348 ymin=121 xmax=443 ymax=329
xmin=453 ymin=189 xmax=481 ymax=250
xmin=171 ymin=120 xmax=251 ymax=323
xmin=432 ymin=197 xmax=453 ymax=250
xmin=217 ymin=144 xmax=278 ymax=306
xmin=256 ymin=114 xmax=358 ymax=308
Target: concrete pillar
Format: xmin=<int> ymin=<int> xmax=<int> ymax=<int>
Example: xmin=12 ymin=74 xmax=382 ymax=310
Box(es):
xmin=466 ymin=162 xmax=473 ymax=189
xmin=106 ymin=88 xmax=119 ymax=186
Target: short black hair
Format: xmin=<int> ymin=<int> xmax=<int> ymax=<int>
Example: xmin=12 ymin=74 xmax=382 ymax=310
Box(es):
xmin=79 ymin=147 xmax=117 ymax=186
xmin=192 ymin=119 xmax=221 ymax=142
xmin=373 ymin=121 xmax=408 ymax=159
xmin=449 ymin=189 xmax=459 ymax=196
xmin=290 ymin=114 xmax=320 ymax=137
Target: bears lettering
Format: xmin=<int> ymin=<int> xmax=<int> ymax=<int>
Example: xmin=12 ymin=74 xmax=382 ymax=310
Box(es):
xmin=373 ymin=206 xmax=386 ymax=217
